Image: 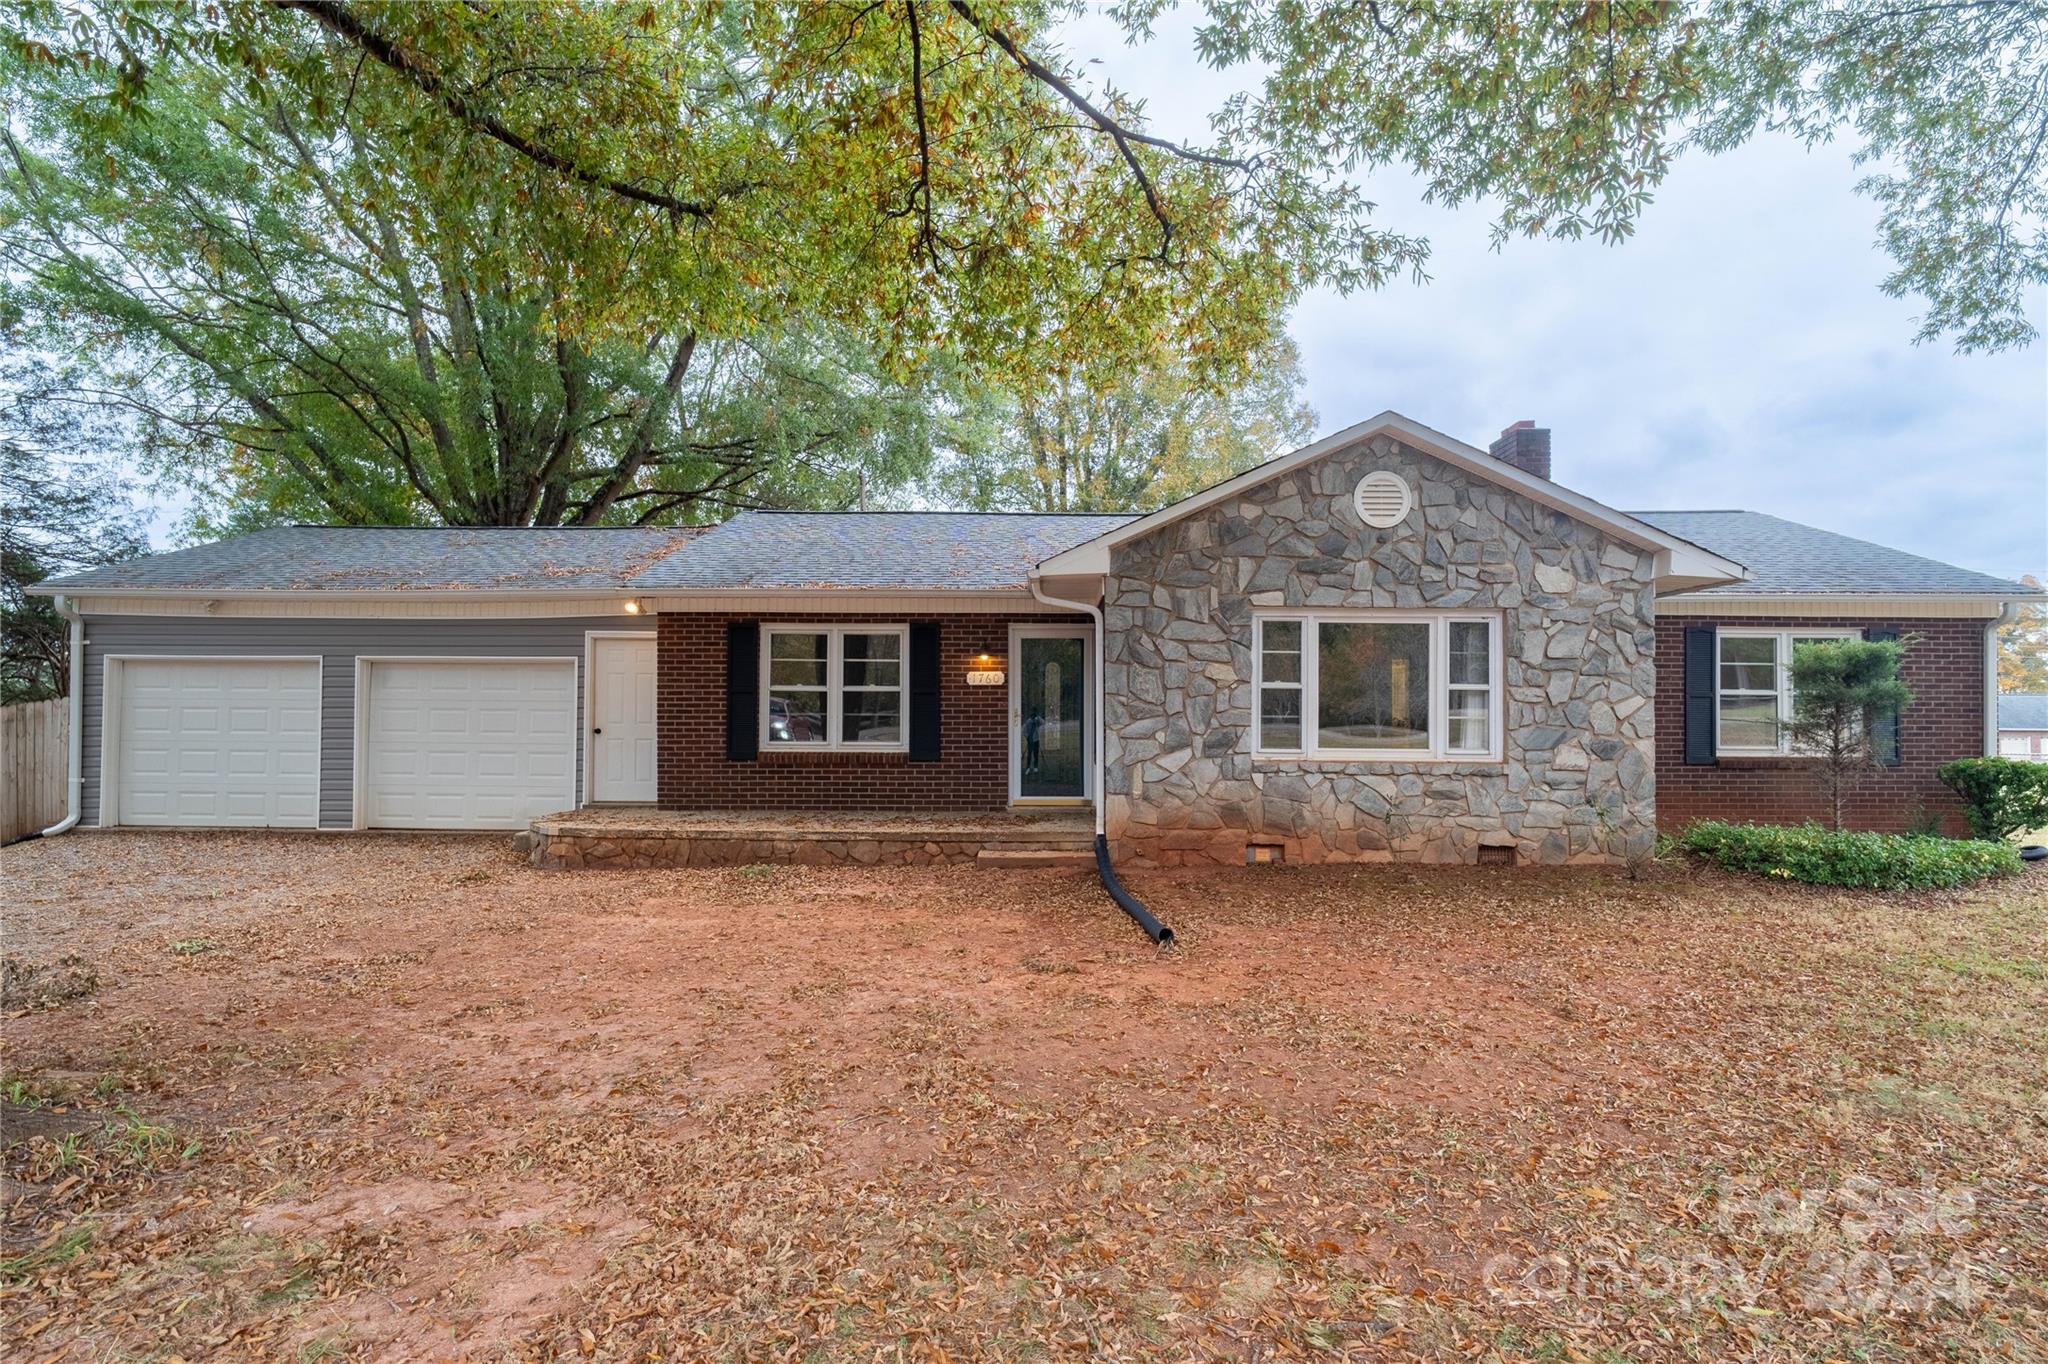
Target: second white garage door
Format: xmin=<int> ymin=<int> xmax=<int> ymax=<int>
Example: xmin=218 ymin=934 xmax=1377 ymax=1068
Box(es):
xmin=359 ymin=659 xmax=577 ymax=829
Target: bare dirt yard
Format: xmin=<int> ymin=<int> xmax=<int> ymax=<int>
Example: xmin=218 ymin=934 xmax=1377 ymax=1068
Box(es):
xmin=3 ymin=833 xmax=2044 ymax=1362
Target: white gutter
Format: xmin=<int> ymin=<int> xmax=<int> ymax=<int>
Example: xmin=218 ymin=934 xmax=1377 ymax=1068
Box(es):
xmin=1028 ymin=575 xmax=1107 ymax=838
xmin=1986 ymin=602 xmax=2018 ymax=756
xmin=24 ymin=585 xmax=1039 ymax=604
xmin=40 ymin=596 xmax=84 ymax=837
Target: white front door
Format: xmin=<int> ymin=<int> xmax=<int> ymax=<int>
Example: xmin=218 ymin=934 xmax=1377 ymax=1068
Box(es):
xmin=359 ymin=659 xmax=576 ymax=829
xmin=110 ymin=658 xmax=321 ymax=827
xmin=589 ymin=635 xmax=658 ymax=802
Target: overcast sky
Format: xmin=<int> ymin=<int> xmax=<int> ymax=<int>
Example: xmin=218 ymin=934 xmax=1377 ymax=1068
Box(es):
xmin=1059 ymin=8 xmax=2048 ymax=582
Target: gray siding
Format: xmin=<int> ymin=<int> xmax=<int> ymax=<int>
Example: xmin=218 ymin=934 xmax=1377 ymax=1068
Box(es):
xmin=80 ymin=615 xmax=633 ymax=828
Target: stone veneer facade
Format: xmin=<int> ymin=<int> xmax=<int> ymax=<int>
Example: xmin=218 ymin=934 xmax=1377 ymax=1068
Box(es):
xmin=1103 ymin=433 xmax=1660 ymax=867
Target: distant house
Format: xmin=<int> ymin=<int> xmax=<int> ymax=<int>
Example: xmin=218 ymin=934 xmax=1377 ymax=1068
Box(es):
xmin=2000 ymin=694 xmax=2048 ymax=761
xmin=30 ymin=411 xmax=2044 ymax=863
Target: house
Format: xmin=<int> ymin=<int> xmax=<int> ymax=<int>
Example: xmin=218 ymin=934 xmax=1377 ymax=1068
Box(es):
xmin=1999 ymin=695 xmax=2048 ymax=760
xmin=30 ymin=411 xmax=2041 ymax=865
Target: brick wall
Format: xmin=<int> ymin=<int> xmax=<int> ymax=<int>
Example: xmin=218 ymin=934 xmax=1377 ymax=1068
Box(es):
xmin=656 ymin=611 xmax=1079 ymax=812
xmin=1653 ymin=615 xmax=1990 ymax=832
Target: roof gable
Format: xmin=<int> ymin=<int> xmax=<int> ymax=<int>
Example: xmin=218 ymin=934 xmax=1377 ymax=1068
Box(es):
xmin=1031 ymin=411 xmax=1747 ymax=593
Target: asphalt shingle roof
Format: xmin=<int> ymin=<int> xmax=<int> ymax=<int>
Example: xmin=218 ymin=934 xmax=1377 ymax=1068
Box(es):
xmin=39 ymin=508 xmax=2034 ymax=600
xmin=631 ymin=511 xmax=1139 ymax=591
xmin=2001 ymin=694 xmax=2048 ymax=731
xmin=1632 ymin=510 xmax=2035 ymax=597
xmin=39 ymin=526 xmax=705 ymax=593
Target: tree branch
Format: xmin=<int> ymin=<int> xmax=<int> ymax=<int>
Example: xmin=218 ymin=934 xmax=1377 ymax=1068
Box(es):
xmin=570 ymin=331 xmax=697 ymax=524
xmin=944 ymin=0 xmax=1256 ymax=261
xmin=905 ymin=0 xmax=944 ymax=274
xmin=273 ymin=0 xmax=721 ymax=222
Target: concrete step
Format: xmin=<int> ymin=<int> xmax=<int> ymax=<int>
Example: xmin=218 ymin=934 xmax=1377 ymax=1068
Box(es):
xmin=976 ymin=848 xmax=1095 ymax=869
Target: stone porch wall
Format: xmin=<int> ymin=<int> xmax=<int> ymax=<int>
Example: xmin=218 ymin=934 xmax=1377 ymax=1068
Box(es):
xmin=531 ymin=829 xmax=997 ymax=869
xmin=1103 ymin=432 xmax=1659 ymax=867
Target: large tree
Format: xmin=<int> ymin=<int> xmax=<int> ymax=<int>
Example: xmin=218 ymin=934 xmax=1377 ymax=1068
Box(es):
xmin=10 ymin=1 xmax=2036 ymax=354
xmin=1 ymin=62 xmax=948 ymax=528
xmin=2 ymin=1 xmax=2039 ymax=530
xmin=2000 ymin=577 xmax=2048 ymax=693
xmin=0 ymin=349 xmax=146 ymax=701
xmin=937 ymin=332 xmax=1315 ymax=512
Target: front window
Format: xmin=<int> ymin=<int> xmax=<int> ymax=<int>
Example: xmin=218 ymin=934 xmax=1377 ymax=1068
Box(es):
xmin=763 ymin=626 xmax=906 ymax=749
xmin=1257 ymin=612 xmax=1500 ymax=760
xmin=1715 ymin=629 xmax=1859 ymax=755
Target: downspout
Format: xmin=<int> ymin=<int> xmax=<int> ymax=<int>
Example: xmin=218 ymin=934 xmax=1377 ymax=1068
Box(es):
xmin=1986 ymin=602 xmax=2018 ymax=757
xmin=23 ymin=597 xmax=84 ymax=841
xmin=1028 ymin=575 xmax=1173 ymax=946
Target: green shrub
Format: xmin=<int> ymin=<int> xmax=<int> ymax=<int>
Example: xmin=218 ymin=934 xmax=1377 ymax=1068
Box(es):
xmin=1937 ymin=757 xmax=2048 ymax=842
xmin=1678 ymin=821 xmax=2022 ymax=890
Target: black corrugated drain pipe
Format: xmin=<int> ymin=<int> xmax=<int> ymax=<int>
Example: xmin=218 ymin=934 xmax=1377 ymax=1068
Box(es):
xmin=1096 ymin=834 xmax=1174 ymax=945
xmin=1027 ymin=574 xmax=1175 ymax=947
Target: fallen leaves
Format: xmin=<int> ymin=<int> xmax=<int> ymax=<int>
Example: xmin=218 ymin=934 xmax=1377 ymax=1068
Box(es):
xmin=1 ymin=834 xmax=2044 ymax=1360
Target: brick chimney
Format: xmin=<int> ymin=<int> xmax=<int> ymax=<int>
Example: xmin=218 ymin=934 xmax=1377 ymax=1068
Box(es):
xmin=1489 ymin=420 xmax=1551 ymax=481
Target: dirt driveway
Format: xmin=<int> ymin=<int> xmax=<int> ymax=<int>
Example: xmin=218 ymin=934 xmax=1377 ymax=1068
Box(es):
xmin=3 ymin=832 xmax=2044 ymax=1361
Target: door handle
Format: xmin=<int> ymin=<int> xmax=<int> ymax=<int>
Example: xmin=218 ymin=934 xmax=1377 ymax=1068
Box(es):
xmin=593 ymin=727 xmax=603 ymax=735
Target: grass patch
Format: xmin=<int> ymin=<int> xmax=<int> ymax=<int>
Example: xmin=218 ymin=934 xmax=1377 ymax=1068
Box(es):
xmin=1917 ymin=949 xmax=2048 ymax=982
xmin=0 ymin=1223 xmax=93 ymax=1283
xmin=106 ymin=1108 xmax=199 ymax=1163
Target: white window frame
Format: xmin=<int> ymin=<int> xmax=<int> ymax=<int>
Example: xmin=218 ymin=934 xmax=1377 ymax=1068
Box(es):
xmin=1252 ymin=610 xmax=1504 ymax=763
xmin=760 ymin=624 xmax=910 ymax=752
xmin=1714 ymin=628 xmax=1860 ymax=757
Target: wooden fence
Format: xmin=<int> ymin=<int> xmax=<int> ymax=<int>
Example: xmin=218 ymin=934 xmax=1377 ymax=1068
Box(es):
xmin=2 ymin=698 xmax=69 ymax=842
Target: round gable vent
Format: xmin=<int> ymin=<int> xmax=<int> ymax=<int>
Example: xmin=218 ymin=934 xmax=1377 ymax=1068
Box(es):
xmin=1353 ymin=471 xmax=1413 ymax=528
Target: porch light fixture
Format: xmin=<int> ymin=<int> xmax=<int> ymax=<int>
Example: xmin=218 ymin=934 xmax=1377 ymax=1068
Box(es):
xmin=622 ymin=599 xmax=642 ymax=614
xmin=966 ymin=652 xmax=1005 ymax=687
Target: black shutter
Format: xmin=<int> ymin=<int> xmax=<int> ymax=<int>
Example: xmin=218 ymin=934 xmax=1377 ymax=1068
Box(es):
xmin=725 ymin=621 xmax=759 ymax=762
xmin=1864 ymin=626 xmax=1902 ymax=766
xmin=1684 ymin=626 xmax=1717 ymax=766
xmin=908 ymin=621 xmax=942 ymax=762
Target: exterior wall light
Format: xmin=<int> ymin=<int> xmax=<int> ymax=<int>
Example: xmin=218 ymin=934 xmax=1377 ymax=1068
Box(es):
xmin=623 ymin=599 xmax=642 ymax=614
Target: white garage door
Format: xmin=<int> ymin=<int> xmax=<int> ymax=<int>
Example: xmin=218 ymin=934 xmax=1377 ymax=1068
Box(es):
xmin=360 ymin=660 xmax=576 ymax=829
xmin=112 ymin=658 xmax=321 ymax=827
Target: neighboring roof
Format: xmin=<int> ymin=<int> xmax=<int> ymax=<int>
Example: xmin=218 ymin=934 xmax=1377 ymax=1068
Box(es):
xmin=1031 ymin=410 xmax=1748 ymax=593
xmin=632 ymin=511 xmax=1137 ymax=592
xmin=37 ymin=526 xmax=705 ymax=594
xmin=2000 ymin=694 xmax=2048 ymax=731
xmin=1632 ymin=511 xmax=2037 ymax=598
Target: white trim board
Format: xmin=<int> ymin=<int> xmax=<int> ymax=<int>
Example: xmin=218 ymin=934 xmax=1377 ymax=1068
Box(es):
xmin=65 ymin=589 xmax=1044 ymax=619
xmin=1656 ymin=594 xmax=2023 ymax=619
xmin=1033 ymin=410 xmax=1749 ymax=593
